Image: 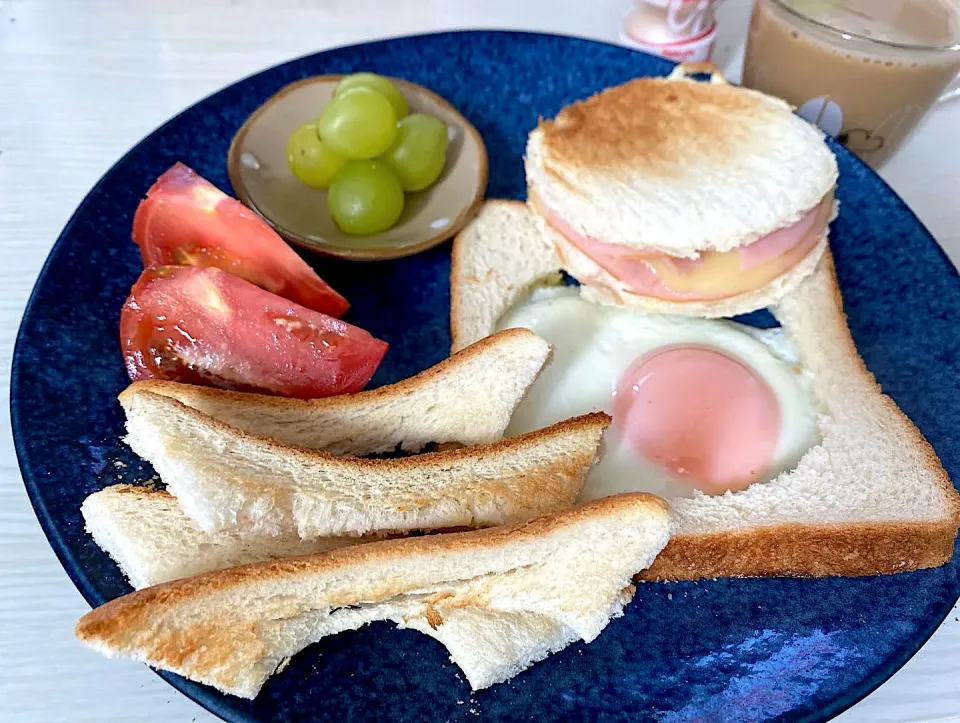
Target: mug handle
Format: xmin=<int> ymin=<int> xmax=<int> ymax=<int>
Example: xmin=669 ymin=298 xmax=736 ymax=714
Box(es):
xmin=938 ymin=74 xmax=960 ymax=104
xmin=668 ymin=62 xmax=728 ymax=84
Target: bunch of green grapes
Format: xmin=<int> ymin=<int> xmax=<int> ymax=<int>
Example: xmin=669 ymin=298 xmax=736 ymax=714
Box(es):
xmin=286 ymin=73 xmax=450 ymax=236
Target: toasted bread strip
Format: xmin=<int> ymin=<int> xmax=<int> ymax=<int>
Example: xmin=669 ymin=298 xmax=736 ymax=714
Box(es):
xmin=82 ymin=486 xmax=587 ymax=687
xmin=642 ymin=252 xmax=960 ymax=580
xmin=122 ymin=327 xmax=551 ymax=455
xmin=82 ymin=486 xmax=366 ymax=589
xmin=76 ymin=493 xmax=670 ymax=697
xmin=121 ymin=390 xmax=610 ymax=538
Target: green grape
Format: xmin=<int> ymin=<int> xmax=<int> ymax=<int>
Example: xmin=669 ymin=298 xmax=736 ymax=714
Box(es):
xmin=334 ymin=73 xmax=408 ymax=119
xmin=380 ymin=113 xmax=449 ymax=192
xmin=316 ymin=88 xmax=397 ymax=160
xmin=327 ymin=160 xmax=404 ymax=235
xmin=285 ymin=123 xmax=346 ymax=189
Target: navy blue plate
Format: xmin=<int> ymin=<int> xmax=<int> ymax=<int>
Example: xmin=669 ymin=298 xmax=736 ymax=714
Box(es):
xmin=11 ymin=31 xmax=960 ymax=723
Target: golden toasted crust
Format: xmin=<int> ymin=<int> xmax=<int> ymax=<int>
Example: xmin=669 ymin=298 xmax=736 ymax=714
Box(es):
xmin=129 ymin=390 xmax=610 ymax=472
xmin=76 ymin=493 xmax=669 ymax=643
xmin=640 ymin=521 xmax=958 ymax=580
xmin=121 ymin=327 xmax=541 ymax=413
xmin=538 ymin=78 xmax=783 ymax=177
xmin=107 ymin=484 xmax=175 ymax=502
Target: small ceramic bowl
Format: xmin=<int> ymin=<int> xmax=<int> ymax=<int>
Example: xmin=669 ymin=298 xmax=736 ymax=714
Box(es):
xmin=228 ymin=75 xmax=488 ymax=260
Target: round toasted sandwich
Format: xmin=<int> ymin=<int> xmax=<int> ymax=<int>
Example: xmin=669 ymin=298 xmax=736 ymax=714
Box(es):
xmin=524 ymin=63 xmax=838 ymax=318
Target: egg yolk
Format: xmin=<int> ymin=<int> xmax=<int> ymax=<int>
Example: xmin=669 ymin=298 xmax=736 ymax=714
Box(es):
xmin=613 ymin=346 xmax=781 ymax=494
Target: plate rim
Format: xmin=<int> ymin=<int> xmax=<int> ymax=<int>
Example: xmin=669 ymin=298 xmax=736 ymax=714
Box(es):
xmin=9 ymin=28 xmax=960 ymax=723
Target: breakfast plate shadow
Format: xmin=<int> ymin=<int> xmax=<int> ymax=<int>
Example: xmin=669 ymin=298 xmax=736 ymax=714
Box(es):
xmin=11 ymin=31 xmax=960 ymax=723
xmin=228 ymin=75 xmax=488 ymax=260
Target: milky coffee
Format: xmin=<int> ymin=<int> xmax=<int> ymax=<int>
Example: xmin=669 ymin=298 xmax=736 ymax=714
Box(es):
xmin=743 ymin=0 xmax=960 ymax=167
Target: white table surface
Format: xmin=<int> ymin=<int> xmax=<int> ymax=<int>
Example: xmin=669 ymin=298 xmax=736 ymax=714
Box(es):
xmin=1 ymin=1 xmax=958 ymax=721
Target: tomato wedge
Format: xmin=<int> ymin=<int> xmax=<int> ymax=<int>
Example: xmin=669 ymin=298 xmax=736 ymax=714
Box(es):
xmin=120 ymin=265 xmax=387 ymax=399
xmin=132 ymin=163 xmax=349 ymax=318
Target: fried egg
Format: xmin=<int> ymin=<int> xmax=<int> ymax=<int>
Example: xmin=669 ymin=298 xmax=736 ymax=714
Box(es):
xmin=496 ymin=286 xmax=820 ymax=500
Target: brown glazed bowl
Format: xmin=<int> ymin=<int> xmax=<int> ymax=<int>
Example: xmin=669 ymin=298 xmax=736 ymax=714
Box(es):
xmin=228 ymin=75 xmax=488 ymax=261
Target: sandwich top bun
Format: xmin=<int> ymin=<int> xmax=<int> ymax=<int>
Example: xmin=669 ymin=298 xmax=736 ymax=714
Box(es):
xmin=525 ymin=63 xmax=838 ymax=314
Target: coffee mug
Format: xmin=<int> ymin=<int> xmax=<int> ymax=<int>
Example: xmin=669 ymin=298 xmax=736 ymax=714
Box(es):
xmin=742 ymin=0 xmax=960 ymax=168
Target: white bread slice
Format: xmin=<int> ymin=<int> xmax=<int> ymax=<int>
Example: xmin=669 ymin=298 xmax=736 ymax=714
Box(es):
xmin=75 ymin=493 xmax=670 ymax=697
xmin=121 ymin=327 xmax=550 ymax=455
xmin=121 ymin=390 xmax=610 ymax=538
xmin=643 ymin=252 xmax=960 ymax=579
xmin=81 ymin=485 xmax=364 ymax=588
xmin=450 ymin=200 xmax=562 ymax=352
xmin=525 ymin=63 xmax=838 ymax=257
xmin=449 ymin=212 xmax=959 ymax=577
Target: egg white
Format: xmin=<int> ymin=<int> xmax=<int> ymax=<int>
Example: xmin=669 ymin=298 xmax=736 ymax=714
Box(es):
xmin=496 ymin=286 xmax=821 ymax=501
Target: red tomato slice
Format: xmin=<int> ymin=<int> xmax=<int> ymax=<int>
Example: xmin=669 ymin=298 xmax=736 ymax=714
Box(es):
xmin=120 ymin=265 xmax=387 ymax=399
xmin=131 ymin=163 xmax=349 ymax=318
